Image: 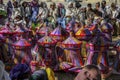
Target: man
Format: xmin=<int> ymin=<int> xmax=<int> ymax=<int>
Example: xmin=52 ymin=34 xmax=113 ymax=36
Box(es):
xmin=74 ymin=64 xmax=101 ymax=80
xmin=86 ymin=3 xmax=94 ymax=20
xmin=94 ymin=2 xmax=102 ymax=17
xmin=66 ymin=2 xmax=75 ymax=17
xmin=49 ymin=2 xmax=56 ymax=18
xmin=101 ymin=0 xmax=109 ymax=18
xmin=108 ymin=3 xmax=119 ymax=36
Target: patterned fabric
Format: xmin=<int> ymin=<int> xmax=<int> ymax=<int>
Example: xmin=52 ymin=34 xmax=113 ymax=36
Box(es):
xmin=50 ymin=26 xmax=68 ymax=41
xmin=76 ymin=27 xmax=93 ymax=41
xmin=13 ymin=38 xmax=31 ymax=48
xmin=62 ymin=35 xmax=81 ymax=48
xmin=37 ymin=35 xmax=56 ymax=46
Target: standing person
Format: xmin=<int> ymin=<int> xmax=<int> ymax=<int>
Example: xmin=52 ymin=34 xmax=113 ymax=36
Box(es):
xmin=101 ymin=0 xmax=109 ymax=19
xmin=56 ymin=3 xmax=66 ymax=18
xmin=79 ymin=7 xmax=87 ymax=23
xmin=108 ymin=3 xmax=119 ymax=36
xmin=66 ymin=1 xmax=75 ymax=17
xmin=0 ymin=0 xmax=7 ymax=25
xmin=37 ymin=2 xmax=49 ymax=22
xmin=74 ymin=2 xmax=81 ymax=20
xmin=7 ymin=0 xmax=14 ymax=21
xmin=74 ymin=64 xmax=101 ymax=80
xmin=94 ymin=2 xmax=102 ymax=17
xmin=21 ymin=1 xmax=31 ymax=19
xmin=30 ymin=0 xmax=39 ymax=23
xmin=55 ymin=3 xmax=66 ymax=28
xmin=11 ymin=1 xmax=22 ymax=22
xmin=86 ymin=3 xmax=94 ymax=20
xmin=48 ymin=2 xmax=56 ymax=19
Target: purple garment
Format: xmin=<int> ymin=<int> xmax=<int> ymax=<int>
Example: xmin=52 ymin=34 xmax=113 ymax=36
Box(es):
xmin=10 ymin=64 xmax=31 ymax=80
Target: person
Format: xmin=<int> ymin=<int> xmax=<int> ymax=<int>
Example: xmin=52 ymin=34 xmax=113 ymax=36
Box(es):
xmin=11 ymin=1 xmax=22 ymax=21
xmin=108 ymin=3 xmax=119 ymax=36
xmin=74 ymin=64 xmax=101 ymax=80
xmin=101 ymin=0 xmax=108 ymax=18
xmin=0 ymin=0 xmax=7 ymax=25
xmin=21 ymin=1 xmax=31 ymax=19
xmin=48 ymin=2 xmax=56 ymax=19
xmin=0 ymin=60 xmax=11 ymax=80
xmin=94 ymin=2 xmax=102 ymax=17
xmin=29 ymin=60 xmax=55 ymax=80
xmin=7 ymin=0 xmax=14 ymax=21
xmin=86 ymin=3 xmax=94 ymax=20
xmin=10 ymin=63 xmax=31 ymax=80
xmin=30 ymin=0 xmax=39 ymax=23
xmin=56 ymin=3 xmax=66 ymax=18
xmin=66 ymin=2 xmax=75 ymax=17
xmin=37 ymin=2 xmax=49 ymax=21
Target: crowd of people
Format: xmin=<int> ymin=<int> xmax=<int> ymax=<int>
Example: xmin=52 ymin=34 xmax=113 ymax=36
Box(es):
xmin=0 ymin=0 xmax=119 ymax=37
xmin=0 ymin=0 xmax=120 ymax=80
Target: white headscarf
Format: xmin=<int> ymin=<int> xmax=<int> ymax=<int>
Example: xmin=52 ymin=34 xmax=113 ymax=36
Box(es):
xmin=0 ymin=60 xmax=11 ymax=80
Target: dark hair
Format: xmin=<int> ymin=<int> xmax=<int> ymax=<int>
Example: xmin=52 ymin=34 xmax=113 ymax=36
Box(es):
xmin=111 ymin=3 xmax=116 ymax=8
xmin=102 ymin=0 xmax=106 ymax=4
xmin=75 ymin=2 xmax=81 ymax=8
xmin=84 ymin=64 xmax=99 ymax=71
xmin=96 ymin=2 xmax=100 ymax=7
xmin=87 ymin=3 xmax=92 ymax=7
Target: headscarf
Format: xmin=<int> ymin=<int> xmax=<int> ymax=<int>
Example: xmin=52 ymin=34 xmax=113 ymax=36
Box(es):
xmin=29 ymin=70 xmax=48 ymax=80
xmin=0 ymin=60 xmax=11 ymax=80
xmin=10 ymin=63 xmax=31 ymax=80
xmin=116 ymin=39 xmax=120 ymax=48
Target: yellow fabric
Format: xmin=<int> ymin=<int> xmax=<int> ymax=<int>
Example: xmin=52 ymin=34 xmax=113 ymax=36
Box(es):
xmin=46 ymin=68 xmax=55 ymax=80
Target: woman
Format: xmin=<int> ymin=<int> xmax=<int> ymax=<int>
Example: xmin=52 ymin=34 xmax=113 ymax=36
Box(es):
xmin=10 ymin=63 xmax=31 ymax=80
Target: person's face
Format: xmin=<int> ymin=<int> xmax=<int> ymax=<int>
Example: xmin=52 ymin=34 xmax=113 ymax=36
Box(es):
xmin=102 ymin=2 xmax=106 ymax=6
xmin=69 ymin=3 xmax=73 ymax=8
xmin=95 ymin=3 xmax=100 ymax=8
xmin=75 ymin=68 xmax=98 ymax=80
xmin=50 ymin=5 xmax=55 ymax=9
xmin=87 ymin=6 xmax=91 ymax=10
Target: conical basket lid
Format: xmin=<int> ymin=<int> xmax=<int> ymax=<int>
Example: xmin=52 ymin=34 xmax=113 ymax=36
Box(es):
xmin=50 ymin=26 xmax=68 ymax=36
xmin=13 ymin=38 xmax=31 ymax=47
xmin=62 ymin=32 xmax=81 ymax=48
xmin=100 ymin=23 xmax=113 ymax=33
xmin=38 ymin=35 xmax=57 ymax=45
xmin=0 ymin=26 xmax=13 ymax=34
xmin=14 ymin=27 xmax=25 ymax=34
xmin=76 ymin=27 xmax=92 ymax=40
xmin=36 ymin=26 xmax=52 ymax=35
